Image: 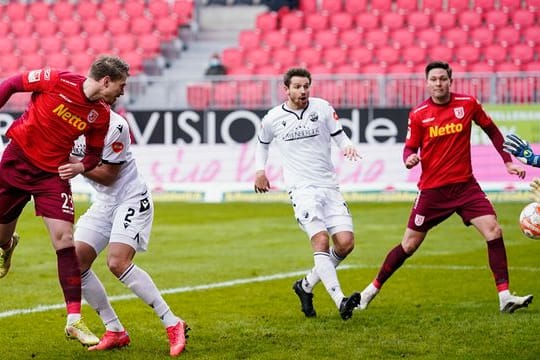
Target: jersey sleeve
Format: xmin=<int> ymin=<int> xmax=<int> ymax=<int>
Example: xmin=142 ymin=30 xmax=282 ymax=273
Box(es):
xmin=21 ymin=68 xmax=58 ymax=92
xmin=405 ymin=110 xmax=422 ymax=150
xmin=102 ymin=114 xmax=129 ymax=165
xmin=257 ymin=114 xmax=274 ymax=144
xmin=323 ymin=100 xmax=343 ymax=135
xmin=471 ymin=98 xmax=494 ymax=128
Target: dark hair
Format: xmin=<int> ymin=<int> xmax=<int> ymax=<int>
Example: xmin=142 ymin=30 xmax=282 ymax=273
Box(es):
xmin=425 ymin=61 xmax=452 ymax=79
xmin=283 ymin=67 xmax=311 ymax=87
xmin=89 ymin=55 xmax=130 ymax=81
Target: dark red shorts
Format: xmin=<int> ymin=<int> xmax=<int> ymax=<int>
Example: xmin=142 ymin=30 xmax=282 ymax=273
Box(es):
xmin=407 ymin=179 xmax=496 ymax=232
xmin=0 ymin=141 xmax=74 ymax=223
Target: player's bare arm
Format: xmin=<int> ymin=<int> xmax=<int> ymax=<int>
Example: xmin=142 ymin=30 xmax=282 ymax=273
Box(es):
xmin=505 ymin=162 xmax=526 ymax=179
xmin=83 ymin=163 xmax=121 ymax=186
xmin=254 ymin=170 xmax=270 ymax=193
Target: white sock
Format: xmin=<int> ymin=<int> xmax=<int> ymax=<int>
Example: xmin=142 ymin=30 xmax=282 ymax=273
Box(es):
xmin=313 ymin=252 xmax=345 ymax=307
xmin=498 ymin=289 xmax=511 ymax=301
xmin=81 ymin=269 xmax=124 ymax=332
xmin=119 ymin=264 xmax=180 ymax=328
xmin=304 ymin=248 xmax=344 ymax=292
xmin=66 ymin=313 xmax=81 ymax=326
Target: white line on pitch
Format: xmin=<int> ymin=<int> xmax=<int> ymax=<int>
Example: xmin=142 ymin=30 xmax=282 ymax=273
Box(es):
xmin=1 ymin=263 xmax=538 ymax=319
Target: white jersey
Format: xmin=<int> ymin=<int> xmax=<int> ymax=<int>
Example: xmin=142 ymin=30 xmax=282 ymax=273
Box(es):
xmin=257 ymin=97 xmax=347 ymax=189
xmin=72 ymin=110 xmax=147 ymax=202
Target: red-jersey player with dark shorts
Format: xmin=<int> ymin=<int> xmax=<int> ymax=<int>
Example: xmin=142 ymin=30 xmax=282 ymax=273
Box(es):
xmin=0 ymin=55 xmax=129 ymax=346
xmin=357 ymin=61 xmax=533 ymax=313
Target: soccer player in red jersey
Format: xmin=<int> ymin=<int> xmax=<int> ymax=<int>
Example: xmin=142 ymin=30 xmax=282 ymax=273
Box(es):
xmin=358 ymin=61 xmax=533 ymax=313
xmin=0 ymin=55 xmax=129 ymax=345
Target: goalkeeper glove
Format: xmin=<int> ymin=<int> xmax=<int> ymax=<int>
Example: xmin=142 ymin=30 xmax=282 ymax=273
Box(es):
xmin=530 ymin=178 xmax=540 ymax=202
xmin=503 ymin=133 xmax=540 ymax=167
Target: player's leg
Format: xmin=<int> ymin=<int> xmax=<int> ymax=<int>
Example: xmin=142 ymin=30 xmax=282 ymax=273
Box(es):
xmin=75 ymin=209 xmax=130 ymax=351
xmin=470 ymin=214 xmax=533 ymax=313
xmin=110 ymin=198 xmax=188 ymax=356
xmin=0 ymin=220 xmax=20 ymax=278
xmin=44 ymin=216 xmax=99 ymax=346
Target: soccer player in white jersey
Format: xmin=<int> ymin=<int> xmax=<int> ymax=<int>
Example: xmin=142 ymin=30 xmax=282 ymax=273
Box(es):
xmin=71 ymin=109 xmax=189 ymax=356
xmin=254 ymin=67 xmax=361 ymax=320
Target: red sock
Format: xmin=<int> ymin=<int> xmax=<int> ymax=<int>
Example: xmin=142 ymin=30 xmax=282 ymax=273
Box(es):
xmin=375 ymin=244 xmax=411 ymax=287
xmin=56 ymin=247 xmax=82 ymax=314
xmin=487 ymin=237 xmax=509 ymax=292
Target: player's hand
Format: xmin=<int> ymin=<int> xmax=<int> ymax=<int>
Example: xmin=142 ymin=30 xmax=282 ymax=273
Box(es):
xmin=405 ymin=153 xmax=420 ymax=169
xmin=505 ymin=162 xmax=526 ymax=179
xmin=254 ymin=170 xmax=271 ymax=193
xmin=530 ymin=178 xmax=540 ymax=202
xmin=58 ymin=162 xmax=85 ymax=180
xmin=503 ymin=134 xmax=540 ymax=166
xmin=343 ymin=145 xmax=361 ymax=161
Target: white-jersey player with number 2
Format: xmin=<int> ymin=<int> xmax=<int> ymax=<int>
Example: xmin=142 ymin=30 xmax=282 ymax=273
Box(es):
xmin=72 ymin=110 xmax=189 ymax=356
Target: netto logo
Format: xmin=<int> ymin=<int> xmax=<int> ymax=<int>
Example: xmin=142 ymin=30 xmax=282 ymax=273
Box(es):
xmin=52 ymin=104 xmax=87 ymax=131
xmin=429 ymin=123 xmax=463 ymax=138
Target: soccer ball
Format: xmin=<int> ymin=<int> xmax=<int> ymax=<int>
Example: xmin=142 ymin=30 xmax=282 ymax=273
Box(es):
xmin=519 ymin=202 xmax=540 ymax=239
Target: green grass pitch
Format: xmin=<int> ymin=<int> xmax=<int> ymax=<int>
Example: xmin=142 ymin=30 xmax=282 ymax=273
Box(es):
xmin=1 ymin=201 xmax=539 ymax=359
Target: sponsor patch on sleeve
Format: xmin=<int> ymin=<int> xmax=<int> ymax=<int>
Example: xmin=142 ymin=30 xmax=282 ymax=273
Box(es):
xmin=333 ymin=111 xmax=339 ymax=120
xmin=27 ymin=70 xmax=42 ymax=83
xmin=111 ymin=142 xmax=124 ymax=153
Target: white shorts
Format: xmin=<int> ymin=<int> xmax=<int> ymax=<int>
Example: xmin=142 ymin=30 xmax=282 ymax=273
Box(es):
xmin=289 ymin=186 xmax=353 ymax=239
xmin=74 ymin=193 xmax=153 ymax=254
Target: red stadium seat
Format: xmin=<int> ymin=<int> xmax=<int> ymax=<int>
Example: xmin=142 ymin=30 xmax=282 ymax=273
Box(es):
xmin=255 ymin=12 xmax=278 ymax=33
xmin=457 ymin=10 xmax=483 ymax=31
xmin=40 ymin=35 xmax=63 ymax=54
xmin=447 ymin=0 xmax=471 ymax=13
xmin=221 ymin=47 xmax=244 ymax=69
xmin=76 ymin=1 xmax=99 ymax=18
xmin=16 ymin=36 xmax=40 ymax=55
xmin=112 ymin=33 xmax=137 ymax=54
xmin=470 ymin=28 xmax=495 ymax=47
xmin=99 ymin=1 xmax=123 ymax=19
xmin=137 ymin=34 xmax=161 ymax=55
xmin=420 ymin=0 xmax=444 ymax=13
xmin=51 ymin=2 xmax=75 ymax=20
xmin=370 ymin=0 xmax=392 ymax=15
xmin=280 ymin=11 xmax=304 ymax=32
xmin=417 ymin=29 xmax=441 ymax=48
xmin=402 ymin=46 xmax=427 ymax=66
xmin=469 ymin=62 xmax=494 ymax=73
xmin=314 ymin=29 xmax=339 ymax=48
xmin=299 ymin=0 xmax=317 ymax=13
xmin=376 ymin=46 xmax=400 ymax=67
xmin=354 ymin=13 xmax=379 ymax=32
xmin=310 ymin=80 xmax=343 ymax=105
xmin=238 ymin=81 xmax=266 ymax=108
xmin=226 ymin=64 xmax=254 ymax=75
xmin=349 ymin=47 xmax=374 ymax=66
xmin=131 ymin=16 xmax=155 ymax=36
xmin=155 ymin=16 xmax=179 ymax=40
xmin=340 ymin=29 xmax=362 ymax=47
xmin=387 ymin=63 xmax=414 ymax=74
xmin=87 ymin=34 xmax=112 ymax=54
xmin=526 ymin=0 xmax=540 ymax=11
xmin=69 ymin=52 xmax=94 ymax=74
xmin=496 ymin=26 xmax=521 ymax=47
xmin=253 ymin=64 xmax=282 ymax=75
xmin=432 ymin=12 xmax=456 ymax=32
xmin=21 ymin=54 xmax=44 ymax=71
xmin=511 ymin=9 xmax=535 ymax=30
xmin=427 ymin=45 xmax=454 ymax=62
xmin=483 ymin=44 xmax=508 ymax=65
xmin=83 ymin=18 xmax=107 ymax=36
xmin=124 ymin=0 xmax=146 ymax=18
xmin=344 ymin=0 xmax=368 ymax=14
xmin=121 ymin=51 xmax=144 ymax=75
xmin=172 ymin=0 xmax=195 ymax=26
xmin=329 ymin=12 xmax=354 ymax=32
xmin=238 ymin=30 xmax=261 ymax=51
xmin=107 ymin=18 xmax=130 ymax=36
xmin=407 ymin=12 xmax=431 ymax=31
xmin=455 ymin=45 xmax=480 ymax=66
xmin=496 ymin=62 xmax=521 ymax=72
xmin=262 ymin=30 xmax=288 ymax=49
xmin=47 ymin=52 xmax=70 ymax=69
xmin=297 ymin=47 xmax=322 ymax=67
xmin=0 ymin=38 xmax=15 ymax=57
xmin=381 ymin=13 xmax=405 ymax=32
xmin=323 ymin=46 xmax=348 ymax=67
xmin=444 ymin=28 xmax=468 ymax=48
xmin=288 ymin=30 xmax=313 ymax=48
xmin=364 ymin=29 xmax=388 ymax=49
xmin=499 ymin=0 xmax=523 ymax=12
xmin=344 ymin=79 xmax=377 ymax=106
xmin=391 ymin=29 xmax=415 ymax=48
xmin=305 ymin=12 xmax=329 ymax=32
xmin=28 ymin=1 xmax=50 ymax=21
xmin=334 ymin=64 xmax=360 ymax=74
xmin=359 ymin=63 xmax=387 ymax=74
xmin=0 ymin=20 xmax=8 ymax=36
xmin=509 ymin=44 xmax=535 ymax=65
xmin=473 ymin=0 xmax=496 ymax=12
xmin=64 ymin=35 xmax=88 ymax=53
xmin=321 ymin=0 xmax=343 ymax=12
xmin=212 ymin=81 xmax=238 ymax=109
xmin=244 ymin=48 xmax=270 ymax=67
xmin=5 ymin=2 xmax=27 ymax=21
xmin=273 ymin=48 xmax=296 ymax=69
xmin=396 ymin=0 xmax=418 ymax=13
xmin=34 ymin=19 xmax=58 ymax=37
xmin=523 ymin=26 xmax=540 ymax=46
xmin=523 ymin=62 xmax=540 ymax=71
xmin=0 ymin=57 xmax=21 ymax=77
xmin=484 ymin=10 xmax=509 ymax=30
xmin=148 ymin=0 xmax=171 ymax=19
xmin=10 ymin=20 xmax=33 ymax=37
xmin=309 ymin=63 xmax=334 ymax=75
xmin=57 ymin=19 xmax=81 ymax=37
xmin=187 ymin=83 xmax=211 ymax=109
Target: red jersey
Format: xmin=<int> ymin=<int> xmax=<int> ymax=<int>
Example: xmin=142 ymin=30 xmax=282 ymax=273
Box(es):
xmin=405 ymin=93 xmax=496 ymax=190
xmin=6 ymin=69 xmax=110 ymax=173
